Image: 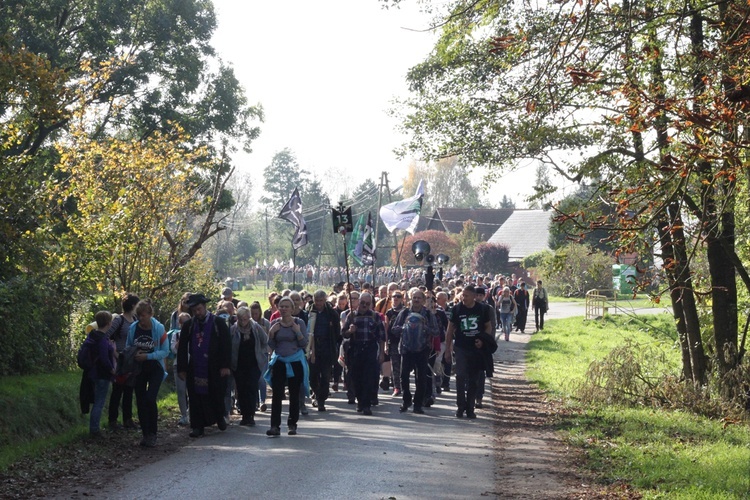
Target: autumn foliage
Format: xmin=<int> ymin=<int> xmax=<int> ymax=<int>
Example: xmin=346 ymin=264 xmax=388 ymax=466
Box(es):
xmin=391 ymin=230 xmax=460 ymax=267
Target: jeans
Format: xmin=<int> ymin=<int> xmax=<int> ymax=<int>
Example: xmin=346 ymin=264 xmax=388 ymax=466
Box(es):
xmin=499 ymin=313 xmax=513 ymax=339
xmin=454 ymin=347 xmax=484 ymax=413
xmin=271 ymin=360 xmax=303 ymax=428
xmin=134 ymin=364 xmax=163 ymax=436
xmin=108 ymin=381 xmax=134 ymax=424
xmin=400 ymin=350 xmax=429 ymax=409
xmin=90 ymin=378 xmax=111 ymax=433
xmin=173 ymin=365 xmax=188 ymax=420
xmin=387 ymin=343 xmax=402 ymax=391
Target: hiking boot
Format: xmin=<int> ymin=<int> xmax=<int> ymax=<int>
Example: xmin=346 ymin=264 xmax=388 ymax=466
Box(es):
xmin=332 ymin=383 xmax=339 ymax=392
xmin=260 ymin=403 xmax=268 ymax=412
xmin=217 ymin=416 xmax=228 ymax=431
xmin=300 ymin=404 xmax=309 ymax=415
xmin=399 ymin=401 xmax=411 ymax=413
xmin=466 ymin=411 xmax=477 ymax=419
xmin=362 ymin=407 xmax=372 ymax=416
xmin=189 ymin=427 xmax=204 ymax=438
xmin=266 ymin=426 xmax=280 ymax=436
xmin=475 ymin=399 xmax=483 ymax=409
xmin=456 ymin=409 xmax=465 ymax=418
xmin=413 ymin=407 xmax=424 ymax=415
xmin=123 ymin=419 xmax=138 ymax=430
xmin=177 ymin=416 xmax=189 ymax=426
xmin=318 ymin=403 xmax=326 ymax=412
xmin=424 ymin=397 xmax=434 ymax=407
xmin=347 ymin=398 xmax=356 ymax=404
xmin=287 ymin=424 xmax=298 ymax=436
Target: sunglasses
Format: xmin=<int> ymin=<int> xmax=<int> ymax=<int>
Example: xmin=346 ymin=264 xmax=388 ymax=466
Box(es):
xmin=359 ymin=301 xmax=371 ymax=306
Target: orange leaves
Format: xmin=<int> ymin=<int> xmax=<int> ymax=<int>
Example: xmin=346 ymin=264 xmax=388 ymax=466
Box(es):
xmin=566 ymin=66 xmax=601 ymax=85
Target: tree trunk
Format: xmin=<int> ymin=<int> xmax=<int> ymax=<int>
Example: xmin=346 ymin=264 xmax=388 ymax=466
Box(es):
xmin=668 ymin=203 xmax=707 ymax=384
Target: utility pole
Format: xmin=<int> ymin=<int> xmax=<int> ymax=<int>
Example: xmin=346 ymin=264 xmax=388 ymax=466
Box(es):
xmin=373 ymin=172 xmax=385 ymax=283
xmin=265 ymin=209 xmax=270 ymax=289
xmin=382 ymin=172 xmax=401 ymax=276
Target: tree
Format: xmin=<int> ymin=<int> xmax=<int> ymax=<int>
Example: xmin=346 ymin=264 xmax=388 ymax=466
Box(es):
xmin=260 ymin=149 xmax=308 ymax=212
xmin=529 ymin=164 xmax=553 ymax=210
xmin=472 ymin=243 xmax=510 ymax=275
xmin=390 ymin=0 xmax=750 ymax=394
xmin=391 ymin=230 xmax=461 ymax=268
xmin=499 ymin=195 xmax=515 ymax=210
xmin=402 ymin=157 xmax=482 ymax=214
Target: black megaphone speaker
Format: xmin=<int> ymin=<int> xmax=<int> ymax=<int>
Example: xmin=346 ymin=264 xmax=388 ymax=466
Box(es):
xmin=436 ymin=254 xmax=449 ymax=265
xmin=425 ymin=254 xmax=435 ymax=264
xmin=412 ymin=240 xmax=431 ymax=262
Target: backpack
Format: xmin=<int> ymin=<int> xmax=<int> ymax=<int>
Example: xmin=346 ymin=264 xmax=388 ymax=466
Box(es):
xmin=77 ymin=339 xmax=97 ymax=370
xmin=399 ymin=309 xmax=431 ymax=353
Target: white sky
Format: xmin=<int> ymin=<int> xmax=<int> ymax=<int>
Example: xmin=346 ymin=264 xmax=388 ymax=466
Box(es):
xmin=210 ymin=0 xmax=541 ymax=207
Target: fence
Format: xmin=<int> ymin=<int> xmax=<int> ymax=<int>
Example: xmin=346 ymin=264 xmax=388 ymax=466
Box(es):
xmin=585 ymin=288 xmax=619 ymax=320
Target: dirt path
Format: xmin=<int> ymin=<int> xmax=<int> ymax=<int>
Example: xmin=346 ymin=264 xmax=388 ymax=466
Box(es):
xmin=490 ymin=327 xmax=587 ymax=499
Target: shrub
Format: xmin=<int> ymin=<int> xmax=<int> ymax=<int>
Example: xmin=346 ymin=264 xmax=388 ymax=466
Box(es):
xmin=536 ymin=243 xmax=612 ymax=297
xmin=471 ymin=242 xmax=510 ymax=275
xmin=0 ymin=276 xmax=73 ymax=375
xmin=391 ymin=230 xmax=461 ymax=267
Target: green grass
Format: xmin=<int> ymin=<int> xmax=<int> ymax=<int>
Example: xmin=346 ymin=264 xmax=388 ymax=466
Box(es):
xmin=0 ymin=370 xmax=182 ymax=471
xmin=527 ymin=316 xmax=750 ymax=499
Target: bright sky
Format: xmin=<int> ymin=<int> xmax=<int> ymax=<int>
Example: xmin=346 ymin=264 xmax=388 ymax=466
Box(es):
xmin=210 ymin=0 xmax=541 ymax=207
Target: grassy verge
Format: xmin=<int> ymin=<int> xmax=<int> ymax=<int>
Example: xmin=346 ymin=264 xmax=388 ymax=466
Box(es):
xmin=527 ymin=316 xmax=750 ymax=499
xmin=0 ymin=370 xmax=181 ymax=471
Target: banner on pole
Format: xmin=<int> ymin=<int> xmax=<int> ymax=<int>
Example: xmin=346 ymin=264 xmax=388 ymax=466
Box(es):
xmin=379 ymin=180 xmax=424 ymax=234
xmin=279 ymin=187 xmax=308 ymax=249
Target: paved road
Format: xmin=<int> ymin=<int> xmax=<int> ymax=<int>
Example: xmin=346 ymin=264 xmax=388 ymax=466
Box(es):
xmin=94 ymin=302 xmax=669 ymax=499
xmin=98 ymin=385 xmax=498 ymax=499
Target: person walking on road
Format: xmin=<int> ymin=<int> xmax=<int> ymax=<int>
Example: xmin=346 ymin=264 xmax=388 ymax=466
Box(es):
xmin=390 ymin=288 xmax=439 ymax=414
xmin=513 ymin=281 xmax=530 ymax=333
xmin=265 ymin=297 xmax=309 ymax=436
xmin=177 ymin=293 xmax=232 ymax=438
xmin=497 ymin=287 xmax=517 ymax=342
xmin=307 ymin=289 xmax=341 ymax=412
xmin=533 ymin=280 xmax=549 ymax=331
xmin=231 ymin=306 xmax=268 ymax=426
xmin=341 ymin=292 xmax=385 ymax=416
xmin=444 ymin=285 xmax=493 ymax=419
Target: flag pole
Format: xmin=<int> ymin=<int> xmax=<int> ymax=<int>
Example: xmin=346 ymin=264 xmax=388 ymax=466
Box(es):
xmin=393 ymin=230 xmax=408 ymax=278
xmin=292 ymin=247 xmax=297 ymax=289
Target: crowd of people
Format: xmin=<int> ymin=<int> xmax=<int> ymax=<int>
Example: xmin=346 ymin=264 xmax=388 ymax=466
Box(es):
xmin=79 ymin=272 xmax=550 ymax=444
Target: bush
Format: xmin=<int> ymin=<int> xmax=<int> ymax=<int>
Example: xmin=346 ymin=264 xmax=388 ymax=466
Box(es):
xmin=536 ymin=243 xmax=612 ymax=297
xmin=391 ymin=230 xmax=461 ymax=267
xmin=0 ymin=276 xmax=73 ymax=375
xmin=471 ymin=242 xmax=510 ymax=274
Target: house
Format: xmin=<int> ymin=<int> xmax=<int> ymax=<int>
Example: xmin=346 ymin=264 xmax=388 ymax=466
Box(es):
xmin=417 ymin=208 xmax=514 ymax=241
xmin=486 ymin=209 xmax=552 ymax=262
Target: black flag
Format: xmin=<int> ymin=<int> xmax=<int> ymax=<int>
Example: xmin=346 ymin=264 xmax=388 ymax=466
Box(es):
xmin=278 ymin=187 xmax=308 ymax=249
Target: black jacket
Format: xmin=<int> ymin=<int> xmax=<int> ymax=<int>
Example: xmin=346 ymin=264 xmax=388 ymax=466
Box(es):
xmin=476 ymin=331 xmax=498 ymax=377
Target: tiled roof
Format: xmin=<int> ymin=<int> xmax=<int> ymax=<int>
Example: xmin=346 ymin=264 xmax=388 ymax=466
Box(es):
xmin=417 ymin=208 xmax=514 ymax=241
xmin=487 ymin=210 xmax=552 ymax=261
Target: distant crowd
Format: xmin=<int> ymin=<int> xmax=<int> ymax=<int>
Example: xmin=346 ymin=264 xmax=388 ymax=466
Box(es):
xmin=78 ymin=272 xmax=549 ymax=444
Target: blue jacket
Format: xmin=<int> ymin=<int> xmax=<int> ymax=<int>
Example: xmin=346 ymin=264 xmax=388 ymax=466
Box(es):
xmin=126 ymin=318 xmax=169 ymax=379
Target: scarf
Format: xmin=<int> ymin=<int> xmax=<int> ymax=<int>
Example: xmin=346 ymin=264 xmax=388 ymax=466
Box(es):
xmin=191 ymin=312 xmax=215 ymax=395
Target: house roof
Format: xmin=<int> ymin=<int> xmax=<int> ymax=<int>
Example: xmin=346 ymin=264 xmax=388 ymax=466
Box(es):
xmin=417 ymin=208 xmax=514 ymax=241
xmin=487 ymin=209 xmax=552 ymax=261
